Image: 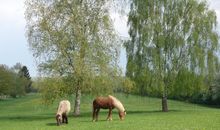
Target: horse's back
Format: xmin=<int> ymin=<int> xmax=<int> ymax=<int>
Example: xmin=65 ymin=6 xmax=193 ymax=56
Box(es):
xmin=58 ymin=100 xmax=71 ymax=114
xmin=93 ymin=96 xmax=114 ymax=109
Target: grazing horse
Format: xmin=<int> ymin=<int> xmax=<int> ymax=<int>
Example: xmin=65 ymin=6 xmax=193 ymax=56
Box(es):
xmin=92 ymin=95 xmax=126 ymax=121
xmin=56 ymin=100 xmax=71 ymax=126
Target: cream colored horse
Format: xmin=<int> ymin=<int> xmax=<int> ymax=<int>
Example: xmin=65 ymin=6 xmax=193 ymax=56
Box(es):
xmin=56 ymin=100 xmax=71 ymax=126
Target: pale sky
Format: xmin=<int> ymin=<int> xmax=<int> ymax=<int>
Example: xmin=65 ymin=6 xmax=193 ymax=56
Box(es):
xmin=0 ymin=0 xmax=219 ymax=77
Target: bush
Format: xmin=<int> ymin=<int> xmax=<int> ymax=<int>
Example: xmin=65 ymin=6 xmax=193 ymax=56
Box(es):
xmin=0 ymin=64 xmax=30 ymax=98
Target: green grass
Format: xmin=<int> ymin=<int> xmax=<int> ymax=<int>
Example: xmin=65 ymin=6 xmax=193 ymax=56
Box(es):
xmin=0 ymin=93 xmax=220 ymax=130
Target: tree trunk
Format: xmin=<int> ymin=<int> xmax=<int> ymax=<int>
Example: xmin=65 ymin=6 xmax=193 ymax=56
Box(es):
xmin=162 ymin=96 xmax=168 ymax=112
xmin=73 ymin=88 xmax=81 ymax=116
xmin=162 ymin=79 xmax=169 ymax=112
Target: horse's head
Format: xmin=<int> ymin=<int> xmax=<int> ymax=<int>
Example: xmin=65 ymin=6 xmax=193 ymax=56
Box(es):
xmin=119 ymin=110 xmax=126 ymax=120
xmin=56 ymin=114 xmax=62 ymax=126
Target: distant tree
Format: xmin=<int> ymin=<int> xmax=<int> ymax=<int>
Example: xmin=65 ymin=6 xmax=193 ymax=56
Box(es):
xmin=0 ymin=65 xmax=13 ymax=96
xmin=10 ymin=64 xmax=27 ymax=97
xmin=20 ymin=66 xmax=31 ymax=79
xmin=25 ymin=0 xmax=121 ymax=115
xmin=209 ymin=74 xmax=220 ymax=105
xmin=10 ymin=74 xmax=26 ymax=98
xmin=126 ymin=0 xmax=219 ymax=111
xmin=12 ymin=63 xmax=23 ymax=74
xmin=0 ymin=64 xmax=26 ymax=98
xmin=19 ymin=66 xmax=32 ymax=93
xmin=170 ymin=68 xmax=205 ymax=101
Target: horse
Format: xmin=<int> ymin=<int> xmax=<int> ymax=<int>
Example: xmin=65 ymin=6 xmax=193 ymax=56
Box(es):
xmin=92 ymin=95 xmax=126 ymax=121
xmin=56 ymin=100 xmax=71 ymax=126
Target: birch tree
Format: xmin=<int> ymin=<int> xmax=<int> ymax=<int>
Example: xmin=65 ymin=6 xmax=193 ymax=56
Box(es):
xmin=126 ymin=0 xmax=219 ymax=111
xmin=25 ymin=0 xmax=121 ymax=115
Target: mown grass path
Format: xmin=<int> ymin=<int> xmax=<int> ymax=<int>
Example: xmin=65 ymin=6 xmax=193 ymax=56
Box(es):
xmin=0 ymin=94 xmax=220 ymax=130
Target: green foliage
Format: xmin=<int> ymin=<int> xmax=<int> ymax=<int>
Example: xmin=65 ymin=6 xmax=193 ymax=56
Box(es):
xmin=113 ymin=77 xmax=135 ymax=96
xmin=34 ymin=77 xmax=69 ymax=105
xmin=25 ymin=0 xmax=123 ymax=108
xmin=121 ymin=77 xmax=135 ymax=95
xmin=0 ymin=64 xmax=29 ymax=98
xmin=169 ymin=68 xmax=205 ymax=101
xmin=126 ymin=0 xmax=219 ymax=108
xmin=19 ymin=66 xmax=33 ymax=93
xmin=0 ymin=65 xmax=13 ymax=95
xmin=36 ymin=74 xmax=131 ymax=105
xmin=207 ymin=74 xmax=220 ymax=105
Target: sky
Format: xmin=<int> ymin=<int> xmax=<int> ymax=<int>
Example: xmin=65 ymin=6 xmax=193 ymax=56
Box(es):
xmin=0 ymin=0 xmax=219 ymax=77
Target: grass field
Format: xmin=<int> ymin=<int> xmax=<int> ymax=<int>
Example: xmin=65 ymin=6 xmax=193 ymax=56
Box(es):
xmin=0 ymin=93 xmax=220 ymax=130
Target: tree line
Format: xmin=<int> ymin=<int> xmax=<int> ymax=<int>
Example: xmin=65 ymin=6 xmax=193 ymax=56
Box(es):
xmin=0 ymin=63 xmax=33 ymax=98
xmin=25 ymin=0 xmax=220 ymax=115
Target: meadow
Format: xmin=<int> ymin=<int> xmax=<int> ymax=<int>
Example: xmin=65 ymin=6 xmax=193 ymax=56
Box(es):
xmin=0 ymin=93 xmax=220 ymax=130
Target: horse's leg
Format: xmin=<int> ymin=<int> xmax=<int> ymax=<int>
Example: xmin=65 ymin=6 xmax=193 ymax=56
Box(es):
xmin=62 ymin=114 xmax=65 ymax=123
xmin=65 ymin=116 xmax=68 ymax=124
xmin=92 ymin=107 xmax=96 ymax=122
xmin=107 ymin=108 xmax=113 ymax=121
xmin=95 ymin=108 xmax=100 ymax=121
xmin=62 ymin=114 xmax=67 ymax=124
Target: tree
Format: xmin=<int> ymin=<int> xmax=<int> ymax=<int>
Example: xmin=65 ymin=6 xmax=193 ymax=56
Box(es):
xmin=25 ymin=0 xmax=121 ymax=115
xmin=126 ymin=0 xmax=219 ymax=111
xmin=0 ymin=65 xmax=13 ymax=96
xmin=20 ymin=66 xmax=31 ymax=80
xmin=0 ymin=64 xmax=26 ymax=98
xmin=208 ymin=74 xmax=220 ymax=105
xmin=170 ymin=68 xmax=205 ymax=101
xmin=11 ymin=63 xmax=23 ymax=73
xmin=19 ymin=66 xmax=32 ymax=93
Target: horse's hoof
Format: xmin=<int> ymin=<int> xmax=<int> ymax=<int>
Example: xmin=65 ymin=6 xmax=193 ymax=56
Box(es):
xmin=107 ymin=118 xmax=112 ymax=121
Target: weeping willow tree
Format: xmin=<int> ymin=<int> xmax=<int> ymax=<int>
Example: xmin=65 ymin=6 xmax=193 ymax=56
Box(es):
xmin=126 ymin=0 xmax=219 ymax=112
xmin=25 ymin=0 xmax=122 ymax=116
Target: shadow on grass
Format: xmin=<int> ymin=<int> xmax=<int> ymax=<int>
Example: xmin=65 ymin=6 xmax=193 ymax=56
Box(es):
xmin=127 ymin=110 xmax=181 ymax=115
xmin=71 ymin=112 xmax=92 ymax=118
xmin=80 ymin=119 xmax=108 ymax=123
xmin=0 ymin=115 xmax=53 ymax=122
xmin=70 ymin=110 xmax=183 ymax=120
xmin=197 ymin=103 xmax=220 ymax=109
xmin=46 ymin=122 xmax=57 ymax=126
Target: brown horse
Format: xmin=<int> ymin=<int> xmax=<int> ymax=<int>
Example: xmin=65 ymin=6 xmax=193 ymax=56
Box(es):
xmin=92 ymin=95 xmax=126 ymax=121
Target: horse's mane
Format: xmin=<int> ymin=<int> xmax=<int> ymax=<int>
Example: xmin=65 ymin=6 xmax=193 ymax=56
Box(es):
xmin=108 ymin=95 xmax=125 ymax=112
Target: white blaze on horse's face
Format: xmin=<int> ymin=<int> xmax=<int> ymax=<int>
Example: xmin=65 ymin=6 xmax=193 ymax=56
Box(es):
xmin=58 ymin=116 xmax=62 ymax=122
xmin=56 ymin=114 xmax=62 ymax=126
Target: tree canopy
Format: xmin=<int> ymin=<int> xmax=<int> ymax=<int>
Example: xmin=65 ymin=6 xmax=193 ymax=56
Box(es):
xmin=126 ymin=0 xmax=219 ymax=111
xmin=25 ymin=0 xmax=123 ymax=115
